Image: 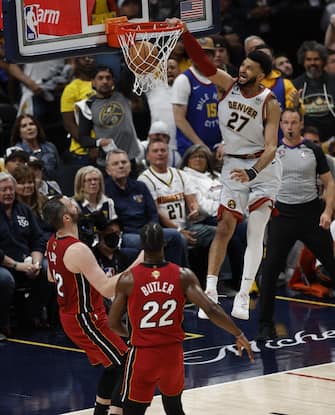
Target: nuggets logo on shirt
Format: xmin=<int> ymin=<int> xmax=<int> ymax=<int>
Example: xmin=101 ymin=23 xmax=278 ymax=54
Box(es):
xmin=227 ymin=199 xmax=236 ymax=209
xmin=99 ymin=102 xmax=124 ymax=127
xmin=133 ymin=194 xmax=144 ymax=203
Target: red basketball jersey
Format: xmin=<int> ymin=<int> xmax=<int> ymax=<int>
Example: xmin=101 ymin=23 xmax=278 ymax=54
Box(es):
xmin=47 ymin=234 xmax=105 ymax=315
xmin=128 ymin=262 xmax=186 ymax=347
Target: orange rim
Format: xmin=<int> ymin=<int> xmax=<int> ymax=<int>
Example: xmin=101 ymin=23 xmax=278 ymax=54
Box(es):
xmin=115 ymin=21 xmax=183 ymax=35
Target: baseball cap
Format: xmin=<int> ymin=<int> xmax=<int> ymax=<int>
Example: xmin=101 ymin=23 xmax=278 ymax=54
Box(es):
xmin=4 ymin=146 xmax=29 ymax=163
xmin=197 ymin=37 xmax=215 ymax=51
xmin=148 ymin=121 xmax=170 ymax=136
xmin=28 ymin=156 xmax=44 ymax=169
xmin=210 ymin=34 xmax=228 ymax=49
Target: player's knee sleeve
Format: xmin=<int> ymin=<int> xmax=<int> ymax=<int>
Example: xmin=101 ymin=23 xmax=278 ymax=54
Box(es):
xmin=247 ymin=204 xmax=271 ymax=243
xmin=161 ymin=393 xmax=185 ymax=415
xmin=97 ymin=364 xmax=124 ymax=404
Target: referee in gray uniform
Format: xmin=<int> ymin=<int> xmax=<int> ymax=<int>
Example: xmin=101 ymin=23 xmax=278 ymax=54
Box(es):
xmin=258 ymin=108 xmax=335 ymax=341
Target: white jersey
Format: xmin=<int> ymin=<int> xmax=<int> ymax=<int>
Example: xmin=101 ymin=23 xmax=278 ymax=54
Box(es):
xmin=218 ymin=83 xmax=273 ymax=155
xmin=138 ymin=167 xmax=195 ymax=227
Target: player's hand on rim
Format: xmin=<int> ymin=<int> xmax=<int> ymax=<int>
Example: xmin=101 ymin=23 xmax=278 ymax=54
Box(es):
xmin=165 ymin=17 xmax=188 ymax=32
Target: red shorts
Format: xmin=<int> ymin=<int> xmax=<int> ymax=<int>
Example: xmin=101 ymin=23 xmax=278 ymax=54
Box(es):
xmin=61 ymin=311 xmax=128 ymax=367
xmin=121 ymin=343 xmax=184 ymax=404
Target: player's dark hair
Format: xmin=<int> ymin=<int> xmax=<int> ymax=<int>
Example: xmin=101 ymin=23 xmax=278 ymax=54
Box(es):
xmin=140 ymin=223 xmax=164 ymax=252
xmin=42 ymin=195 xmax=67 ymax=231
xmin=93 ymin=65 xmax=114 ymax=79
xmin=247 ymin=50 xmax=273 ymax=76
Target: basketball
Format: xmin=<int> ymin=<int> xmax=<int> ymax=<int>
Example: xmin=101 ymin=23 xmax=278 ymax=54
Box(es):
xmin=128 ymin=41 xmax=159 ymax=75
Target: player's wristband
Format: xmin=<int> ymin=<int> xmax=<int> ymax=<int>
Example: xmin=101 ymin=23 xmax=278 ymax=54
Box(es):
xmin=245 ymin=167 xmax=258 ymax=181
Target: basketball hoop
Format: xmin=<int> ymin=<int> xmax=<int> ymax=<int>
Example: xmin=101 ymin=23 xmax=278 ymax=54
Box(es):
xmin=106 ymin=18 xmax=183 ymax=95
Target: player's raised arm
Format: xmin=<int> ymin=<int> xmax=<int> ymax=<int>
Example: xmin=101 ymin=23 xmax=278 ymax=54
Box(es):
xmin=166 ymin=17 xmax=235 ymax=91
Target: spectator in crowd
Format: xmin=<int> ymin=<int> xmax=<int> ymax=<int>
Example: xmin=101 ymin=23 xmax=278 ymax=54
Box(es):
xmin=244 ymin=35 xmax=265 ymax=55
xmin=273 ymin=52 xmax=294 ymax=79
xmin=0 ymin=172 xmax=52 ymax=331
xmin=3 ymin=146 xmax=29 ymax=175
xmin=303 ymin=125 xmax=335 ymax=180
xmin=145 ymin=57 xmax=181 ymax=157
xmin=170 ymin=40 xmax=192 ymax=72
xmin=254 ymin=43 xmax=302 ymax=143
xmin=10 ymin=114 xmax=61 ymax=180
xmin=293 ymin=40 xmax=335 ymax=142
xmin=12 ymin=59 xmax=72 ymax=155
xmin=139 ymin=120 xmax=181 ymax=169
xmin=324 ymin=12 xmax=335 ymax=51
xmin=105 ymin=149 xmax=189 ymax=267
xmin=138 ymin=140 xmax=216 ymax=287
xmin=258 ymin=109 xmax=335 ymax=341
xmin=108 ymin=223 xmax=254 ymax=415
xmin=77 ymin=65 xmax=141 ymax=171
xmin=73 ymin=165 xmax=118 ymax=221
xmin=11 ymin=164 xmax=51 ymax=239
xmin=255 ymin=44 xmax=301 ymax=110
xmin=60 ymin=55 xmax=97 ymax=166
xmin=172 ymin=37 xmax=222 ymax=156
xmin=210 ymin=34 xmax=238 ymax=77
xmin=72 ymin=164 xmax=139 ymax=265
xmin=27 ymin=156 xmax=62 ymax=198
xmin=325 ymin=50 xmax=335 ymax=76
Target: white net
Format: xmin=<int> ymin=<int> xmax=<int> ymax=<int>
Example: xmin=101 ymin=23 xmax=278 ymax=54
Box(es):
xmin=117 ymin=24 xmax=183 ymax=95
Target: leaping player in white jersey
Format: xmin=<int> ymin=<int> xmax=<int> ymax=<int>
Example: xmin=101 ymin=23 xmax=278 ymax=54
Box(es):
xmin=167 ymin=18 xmax=282 ymax=321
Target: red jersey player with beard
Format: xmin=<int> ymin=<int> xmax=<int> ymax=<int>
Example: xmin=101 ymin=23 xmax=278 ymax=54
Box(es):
xmin=109 ymin=223 xmax=253 ymax=415
xmin=43 ymin=195 xmax=141 ymax=415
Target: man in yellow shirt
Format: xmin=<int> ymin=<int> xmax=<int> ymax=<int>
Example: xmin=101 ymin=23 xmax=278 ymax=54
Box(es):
xmin=60 ymin=56 xmax=97 ymax=165
xmin=255 ymin=43 xmax=303 ymax=144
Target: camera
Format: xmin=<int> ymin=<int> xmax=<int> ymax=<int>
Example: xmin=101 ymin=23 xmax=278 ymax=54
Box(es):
xmin=78 ymin=211 xmax=122 ymax=250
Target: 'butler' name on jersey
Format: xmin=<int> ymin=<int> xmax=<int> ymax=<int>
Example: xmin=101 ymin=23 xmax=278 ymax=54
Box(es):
xmin=141 ymin=281 xmax=175 ymax=296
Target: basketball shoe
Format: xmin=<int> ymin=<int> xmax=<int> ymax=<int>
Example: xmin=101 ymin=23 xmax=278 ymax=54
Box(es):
xmin=231 ymin=292 xmax=250 ymax=320
xmin=198 ymin=288 xmax=218 ymax=319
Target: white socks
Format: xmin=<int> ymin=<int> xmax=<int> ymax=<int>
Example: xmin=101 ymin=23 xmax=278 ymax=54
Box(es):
xmin=239 ymin=205 xmax=271 ymax=295
xmin=206 ymin=274 xmax=218 ymax=292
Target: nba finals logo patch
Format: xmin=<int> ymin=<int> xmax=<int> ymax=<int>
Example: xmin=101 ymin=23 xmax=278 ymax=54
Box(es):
xmin=152 ymin=270 xmax=160 ymax=279
xmin=24 ymin=5 xmax=40 ymax=41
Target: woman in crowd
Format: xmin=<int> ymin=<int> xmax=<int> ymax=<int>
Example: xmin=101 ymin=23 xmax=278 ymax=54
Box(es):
xmin=11 ymin=164 xmax=51 ymax=239
xmin=28 ymin=156 xmax=62 ymax=198
xmin=73 ymin=165 xmax=138 ymax=265
xmin=179 ymin=144 xmax=222 ymax=225
xmin=10 ymin=114 xmax=61 ymax=180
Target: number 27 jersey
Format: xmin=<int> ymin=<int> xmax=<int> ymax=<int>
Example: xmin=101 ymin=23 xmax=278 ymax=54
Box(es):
xmin=128 ymin=262 xmax=185 ymax=347
xmin=219 ymin=82 xmax=273 ymax=155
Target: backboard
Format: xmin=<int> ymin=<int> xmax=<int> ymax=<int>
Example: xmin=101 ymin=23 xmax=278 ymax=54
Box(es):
xmin=2 ymin=0 xmax=220 ymax=63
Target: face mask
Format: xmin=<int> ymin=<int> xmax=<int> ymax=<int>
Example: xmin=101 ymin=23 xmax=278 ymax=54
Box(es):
xmin=103 ymin=232 xmax=121 ymax=249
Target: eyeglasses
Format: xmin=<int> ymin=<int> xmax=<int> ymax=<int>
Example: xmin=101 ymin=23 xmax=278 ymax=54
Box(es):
xmin=189 ymin=153 xmax=207 ymax=160
xmin=84 ymin=177 xmax=99 ymax=183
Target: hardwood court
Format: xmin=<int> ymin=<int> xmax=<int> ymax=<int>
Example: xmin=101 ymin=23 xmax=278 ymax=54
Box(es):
xmin=1 ymin=290 xmax=335 ymax=415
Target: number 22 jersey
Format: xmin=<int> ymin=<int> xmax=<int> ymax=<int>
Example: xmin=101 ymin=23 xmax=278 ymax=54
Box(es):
xmin=128 ymin=262 xmax=186 ymax=347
